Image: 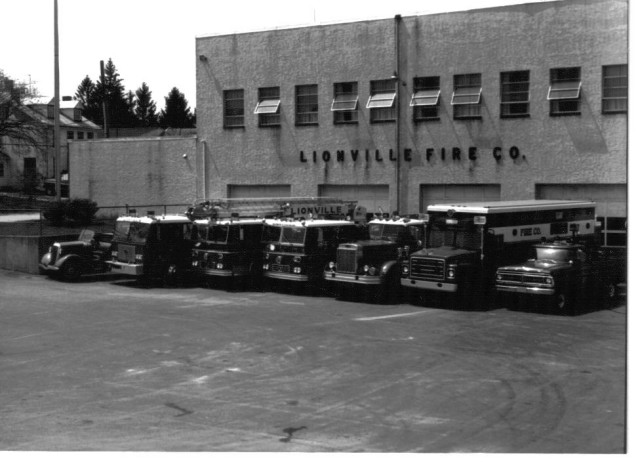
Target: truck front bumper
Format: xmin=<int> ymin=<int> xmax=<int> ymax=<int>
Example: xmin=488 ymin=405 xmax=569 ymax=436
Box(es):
xmin=401 ymin=278 xmax=458 ymax=292
xmin=323 ymin=271 xmax=381 ymax=285
xmin=108 ymin=261 xmax=144 ymax=276
xmin=39 ymin=263 xmax=60 ymax=274
xmin=263 ymin=271 xmax=309 ymax=282
xmin=496 ymin=284 xmax=555 ymax=295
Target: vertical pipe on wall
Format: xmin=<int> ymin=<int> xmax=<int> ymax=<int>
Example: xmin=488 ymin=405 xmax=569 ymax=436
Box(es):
xmin=394 ymin=14 xmax=402 ymax=215
xmin=201 ymin=140 xmax=208 ymax=199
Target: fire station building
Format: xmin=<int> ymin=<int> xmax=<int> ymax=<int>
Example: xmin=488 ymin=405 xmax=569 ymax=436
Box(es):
xmin=194 ymin=0 xmax=627 ymax=246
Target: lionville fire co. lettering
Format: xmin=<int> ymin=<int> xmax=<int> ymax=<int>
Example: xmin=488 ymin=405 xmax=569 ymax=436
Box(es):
xmin=298 ymin=146 xmax=522 ymax=163
xmin=289 ymin=205 xmax=345 ymax=216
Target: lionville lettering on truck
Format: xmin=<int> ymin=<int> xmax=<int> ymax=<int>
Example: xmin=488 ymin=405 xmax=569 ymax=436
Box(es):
xmin=400 ymin=200 xmax=598 ymax=309
xmin=108 ymin=211 xmax=193 ymax=285
xmin=323 ymin=216 xmax=428 ymax=302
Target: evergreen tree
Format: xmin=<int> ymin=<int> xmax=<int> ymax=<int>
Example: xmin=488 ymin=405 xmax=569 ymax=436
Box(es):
xmin=75 ymin=75 xmax=101 ymax=123
xmin=94 ymin=58 xmax=135 ymax=129
xmin=159 ymin=87 xmax=195 ymax=128
xmin=134 ymin=82 xmax=158 ymax=127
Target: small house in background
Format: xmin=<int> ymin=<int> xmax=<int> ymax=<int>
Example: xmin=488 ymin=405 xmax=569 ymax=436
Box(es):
xmin=0 ymin=95 xmax=101 ymax=194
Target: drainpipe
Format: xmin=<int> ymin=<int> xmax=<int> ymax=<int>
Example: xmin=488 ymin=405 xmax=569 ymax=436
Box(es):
xmin=394 ymin=14 xmax=402 ymax=215
xmin=201 ymin=140 xmax=208 ymax=199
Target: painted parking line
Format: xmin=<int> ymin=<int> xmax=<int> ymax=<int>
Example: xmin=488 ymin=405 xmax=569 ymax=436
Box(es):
xmin=354 ymin=311 xmax=429 ymax=321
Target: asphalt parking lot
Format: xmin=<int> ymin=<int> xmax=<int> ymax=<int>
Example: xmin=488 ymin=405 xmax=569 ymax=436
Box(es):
xmin=0 ymin=269 xmax=627 ymax=453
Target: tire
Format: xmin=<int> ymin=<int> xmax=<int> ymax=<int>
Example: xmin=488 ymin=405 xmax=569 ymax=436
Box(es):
xmin=552 ymin=290 xmax=574 ymax=315
xmin=603 ymin=281 xmax=618 ymax=306
xmin=61 ymin=261 xmax=82 ymax=282
xmin=162 ymin=263 xmax=180 ymax=286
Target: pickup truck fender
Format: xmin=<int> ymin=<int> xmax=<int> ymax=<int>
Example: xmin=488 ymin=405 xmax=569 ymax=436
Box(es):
xmin=380 ymin=260 xmax=400 ymax=281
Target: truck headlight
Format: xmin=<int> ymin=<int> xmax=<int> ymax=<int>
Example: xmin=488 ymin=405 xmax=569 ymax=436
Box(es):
xmin=446 ymin=265 xmax=456 ymax=279
xmin=216 ymin=263 xmax=224 ymax=269
xmin=545 ymin=277 xmax=554 ymax=286
xmin=192 ymin=260 xmax=199 ymax=267
xmin=263 ymin=263 xmax=269 ymax=270
xmin=402 ymin=264 xmax=409 ymax=274
xmin=293 ymin=256 xmax=302 ymax=263
xmin=496 ymin=273 xmax=503 ymax=281
xmin=269 ymin=244 xmax=275 ymax=251
xmin=293 ymin=267 xmax=301 ymax=274
xmin=328 ymin=261 xmax=336 ymax=272
xmin=135 ymin=254 xmax=144 ymax=263
xmin=366 ymin=266 xmax=377 ymax=276
xmin=111 ymin=250 xmax=118 ymax=258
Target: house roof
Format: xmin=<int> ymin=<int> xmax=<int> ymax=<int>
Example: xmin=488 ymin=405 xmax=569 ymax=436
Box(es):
xmin=17 ymin=101 xmax=100 ymax=130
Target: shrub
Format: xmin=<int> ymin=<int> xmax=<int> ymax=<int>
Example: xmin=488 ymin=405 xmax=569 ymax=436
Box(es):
xmin=43 ymin=198 xmax=99 ymax=225
xmin=43 ymin=201 xmax=67 ymax=225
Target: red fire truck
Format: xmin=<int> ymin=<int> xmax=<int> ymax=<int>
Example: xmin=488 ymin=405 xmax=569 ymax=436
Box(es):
xmin=261 ymin=199 xmax=368 ymax=289
xmin=400 ymin=200 xmax=599 ymax=309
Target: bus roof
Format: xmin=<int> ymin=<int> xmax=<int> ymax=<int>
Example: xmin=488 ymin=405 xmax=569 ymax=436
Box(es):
xmin=193 ymin=217 xmax=265 ymax=226
xmin=264 ymin=218 xmax=357 ymax=228
xmin=369 ymin=217 xmax=427 ymax=226
xmin=116 ymin=214 xmax=192 ymax=224
xmin=427 ymin=200 xmax=596 ymax=214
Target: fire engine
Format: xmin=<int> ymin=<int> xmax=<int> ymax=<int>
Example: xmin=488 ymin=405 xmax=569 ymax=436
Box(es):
xmin=400 ymin=200 xmax=599 ymax=309
xmin=261 ymin=199 xmax=368 ymax=288
xmin=323 ymin=215 xmax=428 ymax=302
xmin=107 ymin=210 xmax=193 ymax=285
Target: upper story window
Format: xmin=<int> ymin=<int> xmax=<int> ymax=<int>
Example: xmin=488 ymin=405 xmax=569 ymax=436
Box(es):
xmin=332 ymin=82 xmax=358 ymax=124
xmin=73 ymin=108 xmax=82 ymax=122
xmin=602 ymin=64 xmax=628 ymax=114
xmin=500 ymin=70 xmax=530 ymax=118
xmin=47 ymin=105 xmax=55 ymax=119
xmin=0 ymin=162 xmax=4 ymax=177
xmin=223 ymin=89 xmax=244 ymax=128
xmin=295 ymin=84 xmax=318 ymax=125
xmin=87 ymin=132 xmax=94 ymax=139
xmin=452 ymin=73 xmax=482 ymax=119
xmin=548 ymin=67 xmax=581 ymax=116
xmin=411 ymin=76 xmax=440 ymax=122
xmin=255 ymin=87 xmax=280 ymax=127
xmin=367 ymin=79 xmax=396 ymax=123
xmin=66 ymin=131 xmax=74 ymax=140
xmin=77 ymin=131 xmax=85 ymax=140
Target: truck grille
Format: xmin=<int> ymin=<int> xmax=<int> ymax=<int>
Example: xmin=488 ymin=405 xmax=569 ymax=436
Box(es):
xmin=498 ymin=272 xmax=549 ymax=285
xmin=117 ymin=244 xmax=136 ymax=264
xmin=50 ymin=245 xmax=59 ymax=262
xmin=271 ymin=264 xmax=290 ymax=273
xmin=410 ymin=257 xmax=445 ymax=281
xmin=336 ymin=248 xmax=357 ymax=274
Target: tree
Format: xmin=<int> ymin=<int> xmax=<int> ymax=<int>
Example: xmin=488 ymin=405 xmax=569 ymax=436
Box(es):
xmin=159 ymin=87 xmax=195 ymax=128
xmin=134 ymin=82 xmax=157 ymax=127
xmin=0 ymin=69 xmax=45 ymax=156
xmin=75 ymin=75 xmax=101 ymax=123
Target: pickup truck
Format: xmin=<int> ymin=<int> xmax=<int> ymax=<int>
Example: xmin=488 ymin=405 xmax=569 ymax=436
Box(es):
xmin=39 ymin=229 xmax=113 ymax=281
xmin=495 ymin=239 xmax=623 ymax=314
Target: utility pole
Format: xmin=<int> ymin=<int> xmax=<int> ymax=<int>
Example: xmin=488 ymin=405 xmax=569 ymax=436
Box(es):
xmin=53 ymin=0 xmax=61 ymax=202
xmin=100 ymin=60 xmax=109 ymax=138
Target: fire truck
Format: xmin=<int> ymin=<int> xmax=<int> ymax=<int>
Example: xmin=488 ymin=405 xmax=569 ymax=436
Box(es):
xmin=187 ymin=197 xmax=291 ymax=289
xmin=323 ymin=215 xmax=428 ymax=302
xmin=261 ymin=199 xmax=368 ymax=288
xmin=400 ymin=200 xmax=598 ymax=309
xmin=107 ymin=210 xmax=193 ymax=285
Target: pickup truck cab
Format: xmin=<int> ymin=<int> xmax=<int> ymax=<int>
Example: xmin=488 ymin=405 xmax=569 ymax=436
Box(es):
xmin=39 ymin=229 xmax=113 ymax=281
xmin=495 ymin=239 xmax=621 ymax=314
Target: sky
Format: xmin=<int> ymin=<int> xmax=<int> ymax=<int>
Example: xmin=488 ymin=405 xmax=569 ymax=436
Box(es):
xmin=0 ymin=0 xmax=561 ymax=110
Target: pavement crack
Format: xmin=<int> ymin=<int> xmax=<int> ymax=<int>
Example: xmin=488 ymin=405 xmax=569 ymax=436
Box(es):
xmin=165 ymin=402 xmax=194 ymax=417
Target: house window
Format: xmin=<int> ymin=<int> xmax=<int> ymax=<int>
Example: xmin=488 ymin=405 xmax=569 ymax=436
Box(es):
xmin=332 ymin=82 xmax=359 ymax=124
xmin=548 ymin=67 xmax=581 ymax=116
xmin=500 ymin=70 xmax=530 ymax=118
xmin=367 ymin=79 xmax=396 ymax=123
xmin=0 ymin=103 xmax=9 ymax=120
xmin=295 ymin=84 xmax=318 ymax=125
xmin=47 ymin=105 xmax=54 ymax=119
xmin=67 ymin=131 xmax=74 ymax=140
xmin=602 ymin=64 xmax=628 ymax=114
xmin=0 ymin=162 xmax=4 ymax=177
xmin=223 ymin=89 xmax=244 ymax=128
xmin=77 ymin=132 xmax=85 ymax=140
xmin=87 ymin=132 xmax=94 ymax=139
xmin=255 ymin=87 xmax=281 ymax=127
xmin=73 ymin=108 xmax=82 ymax=122
xmin=411 ymin=76 xmax=440 ymax=122
xmin=452 ymin=73 xmax=482 ymax=119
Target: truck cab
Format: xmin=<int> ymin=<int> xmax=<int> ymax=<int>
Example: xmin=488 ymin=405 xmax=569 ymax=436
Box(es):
xmin=108 ymin=212 xmax=193 ymax=285
xmin=495 ymin=239 xmax=619 ymax=314
xmin=39 ymin=229 xmax=113 ymax=281
xmin=324 ymin=216 xmax=427 ymax=302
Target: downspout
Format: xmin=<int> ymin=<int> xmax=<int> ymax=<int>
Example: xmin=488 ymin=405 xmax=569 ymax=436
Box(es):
xmin=201 ymin=140 xmax=208 ymax=199
xmin=394 ymin=14 xmax=402 ymax=215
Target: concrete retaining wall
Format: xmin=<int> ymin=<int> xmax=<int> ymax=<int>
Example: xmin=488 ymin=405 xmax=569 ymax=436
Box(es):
xmin=0 ymin=234 xmax=76 ymax=274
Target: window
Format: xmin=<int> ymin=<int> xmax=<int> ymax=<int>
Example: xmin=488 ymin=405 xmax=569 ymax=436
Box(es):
xmin=452 ymin=73 xmax=482 ymax=119
xmin=0 ymin=103 xmax=9 ymax=120
xmin=332 ymin=82 xmax=358 ymax=124
xmin=548 ymin=67 xmax=581 ymax=116
xmin=411 ymin=76 xmax=440 ymax=122
xmin=367 ymin=79 xmax=396 ymax=123
xmin=77 ymin=131 xmax=85 ymax=140
xmin=67 ymin=131 xmax=74 ymax=140
xmin=602 ymin=64 xmax=628 ymax=114
xmin=223 ymin=89 xmax=244 ymax=128
xmin=47 ymin=105 xmax=54 ymax=119
xmin=87 ymin=132 xmax=94 ymax=139
xmin=73 ymin=108 xmax=82 ymax=122
xmin=500 ymin=70 xmax=530 ymax=118
xmin=255 ymin=87 xmax=280 ymax=127
xmin=295 ymin=84 xmax=318 ymax=125
xmin=0 ymin=162 xmax=4 ymax=177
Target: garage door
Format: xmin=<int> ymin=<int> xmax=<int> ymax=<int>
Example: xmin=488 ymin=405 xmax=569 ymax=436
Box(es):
xmin=536 ymin=184 xmax=627 ymax=247
xmin=420 ymin=184 xmax=501 ymax=212
xmin=318 ymin=184 xmax=390 ymax=215
xmin=227 ymin=184 xmax=291 ymax=198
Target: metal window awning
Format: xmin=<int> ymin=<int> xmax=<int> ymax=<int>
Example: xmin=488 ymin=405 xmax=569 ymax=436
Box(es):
xmin=331 ymin=94 xmax=359 ymax=111
xmin=254 ymin=99 xmax=281 ymax=114
xmin=547 ymin=81 xmax=582 ymax=100
xmin=366 ymin=92 xmax=396 ymax=109
xmin=410 ymin=89 xmax=440 ymax=107
xmin=451 ymin=87 xmax=482 ymax=105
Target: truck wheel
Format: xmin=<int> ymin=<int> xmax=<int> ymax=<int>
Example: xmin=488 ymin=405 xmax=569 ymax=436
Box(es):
xmin=162 ymin=263 xmax=180 ymax=286
xmin=603 ymin=282 xmax=618 ymax=306
xmin=61 ymin=261 xmax=82 ymax=282
xmin=553 ymin=291 xmax=574 ymax=315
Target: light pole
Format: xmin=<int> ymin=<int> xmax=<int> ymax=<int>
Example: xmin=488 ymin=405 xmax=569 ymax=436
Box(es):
xmin=53 ymin=0 xmax=61 ymax=202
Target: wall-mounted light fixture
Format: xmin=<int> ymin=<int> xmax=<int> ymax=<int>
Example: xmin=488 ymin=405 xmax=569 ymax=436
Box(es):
xmin=199 ymin=55 xmax=208 ymax=62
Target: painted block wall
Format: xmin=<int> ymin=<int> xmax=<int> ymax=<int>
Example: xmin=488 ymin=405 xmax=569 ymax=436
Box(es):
xmin=195 ymin=0 xmax=627 ymax=214
xmin=69 ymin=137 xmax=198 ymax=215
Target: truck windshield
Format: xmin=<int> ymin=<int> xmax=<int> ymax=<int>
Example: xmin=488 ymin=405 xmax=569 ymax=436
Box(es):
xmin=281 ymin=227 xmax=306 ymax=245
xmin=427 ymin=221 xmax=481 ymax=250
xmin=262 ymin=225 xmax=281 ymax=243
xmin=114 ymin=221 xmax=150 ymax=244
xmin=207 ymin=225 xmax=229 ymax=243
xmin=368 ymin=223 xmax=402 ymax=242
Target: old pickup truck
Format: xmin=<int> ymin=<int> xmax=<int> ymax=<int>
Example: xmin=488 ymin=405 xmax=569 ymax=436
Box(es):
xmin=40 ymin=229 xmax=113 ymax=281
xmin=495 ymin=239 xmax=623 ymax=314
